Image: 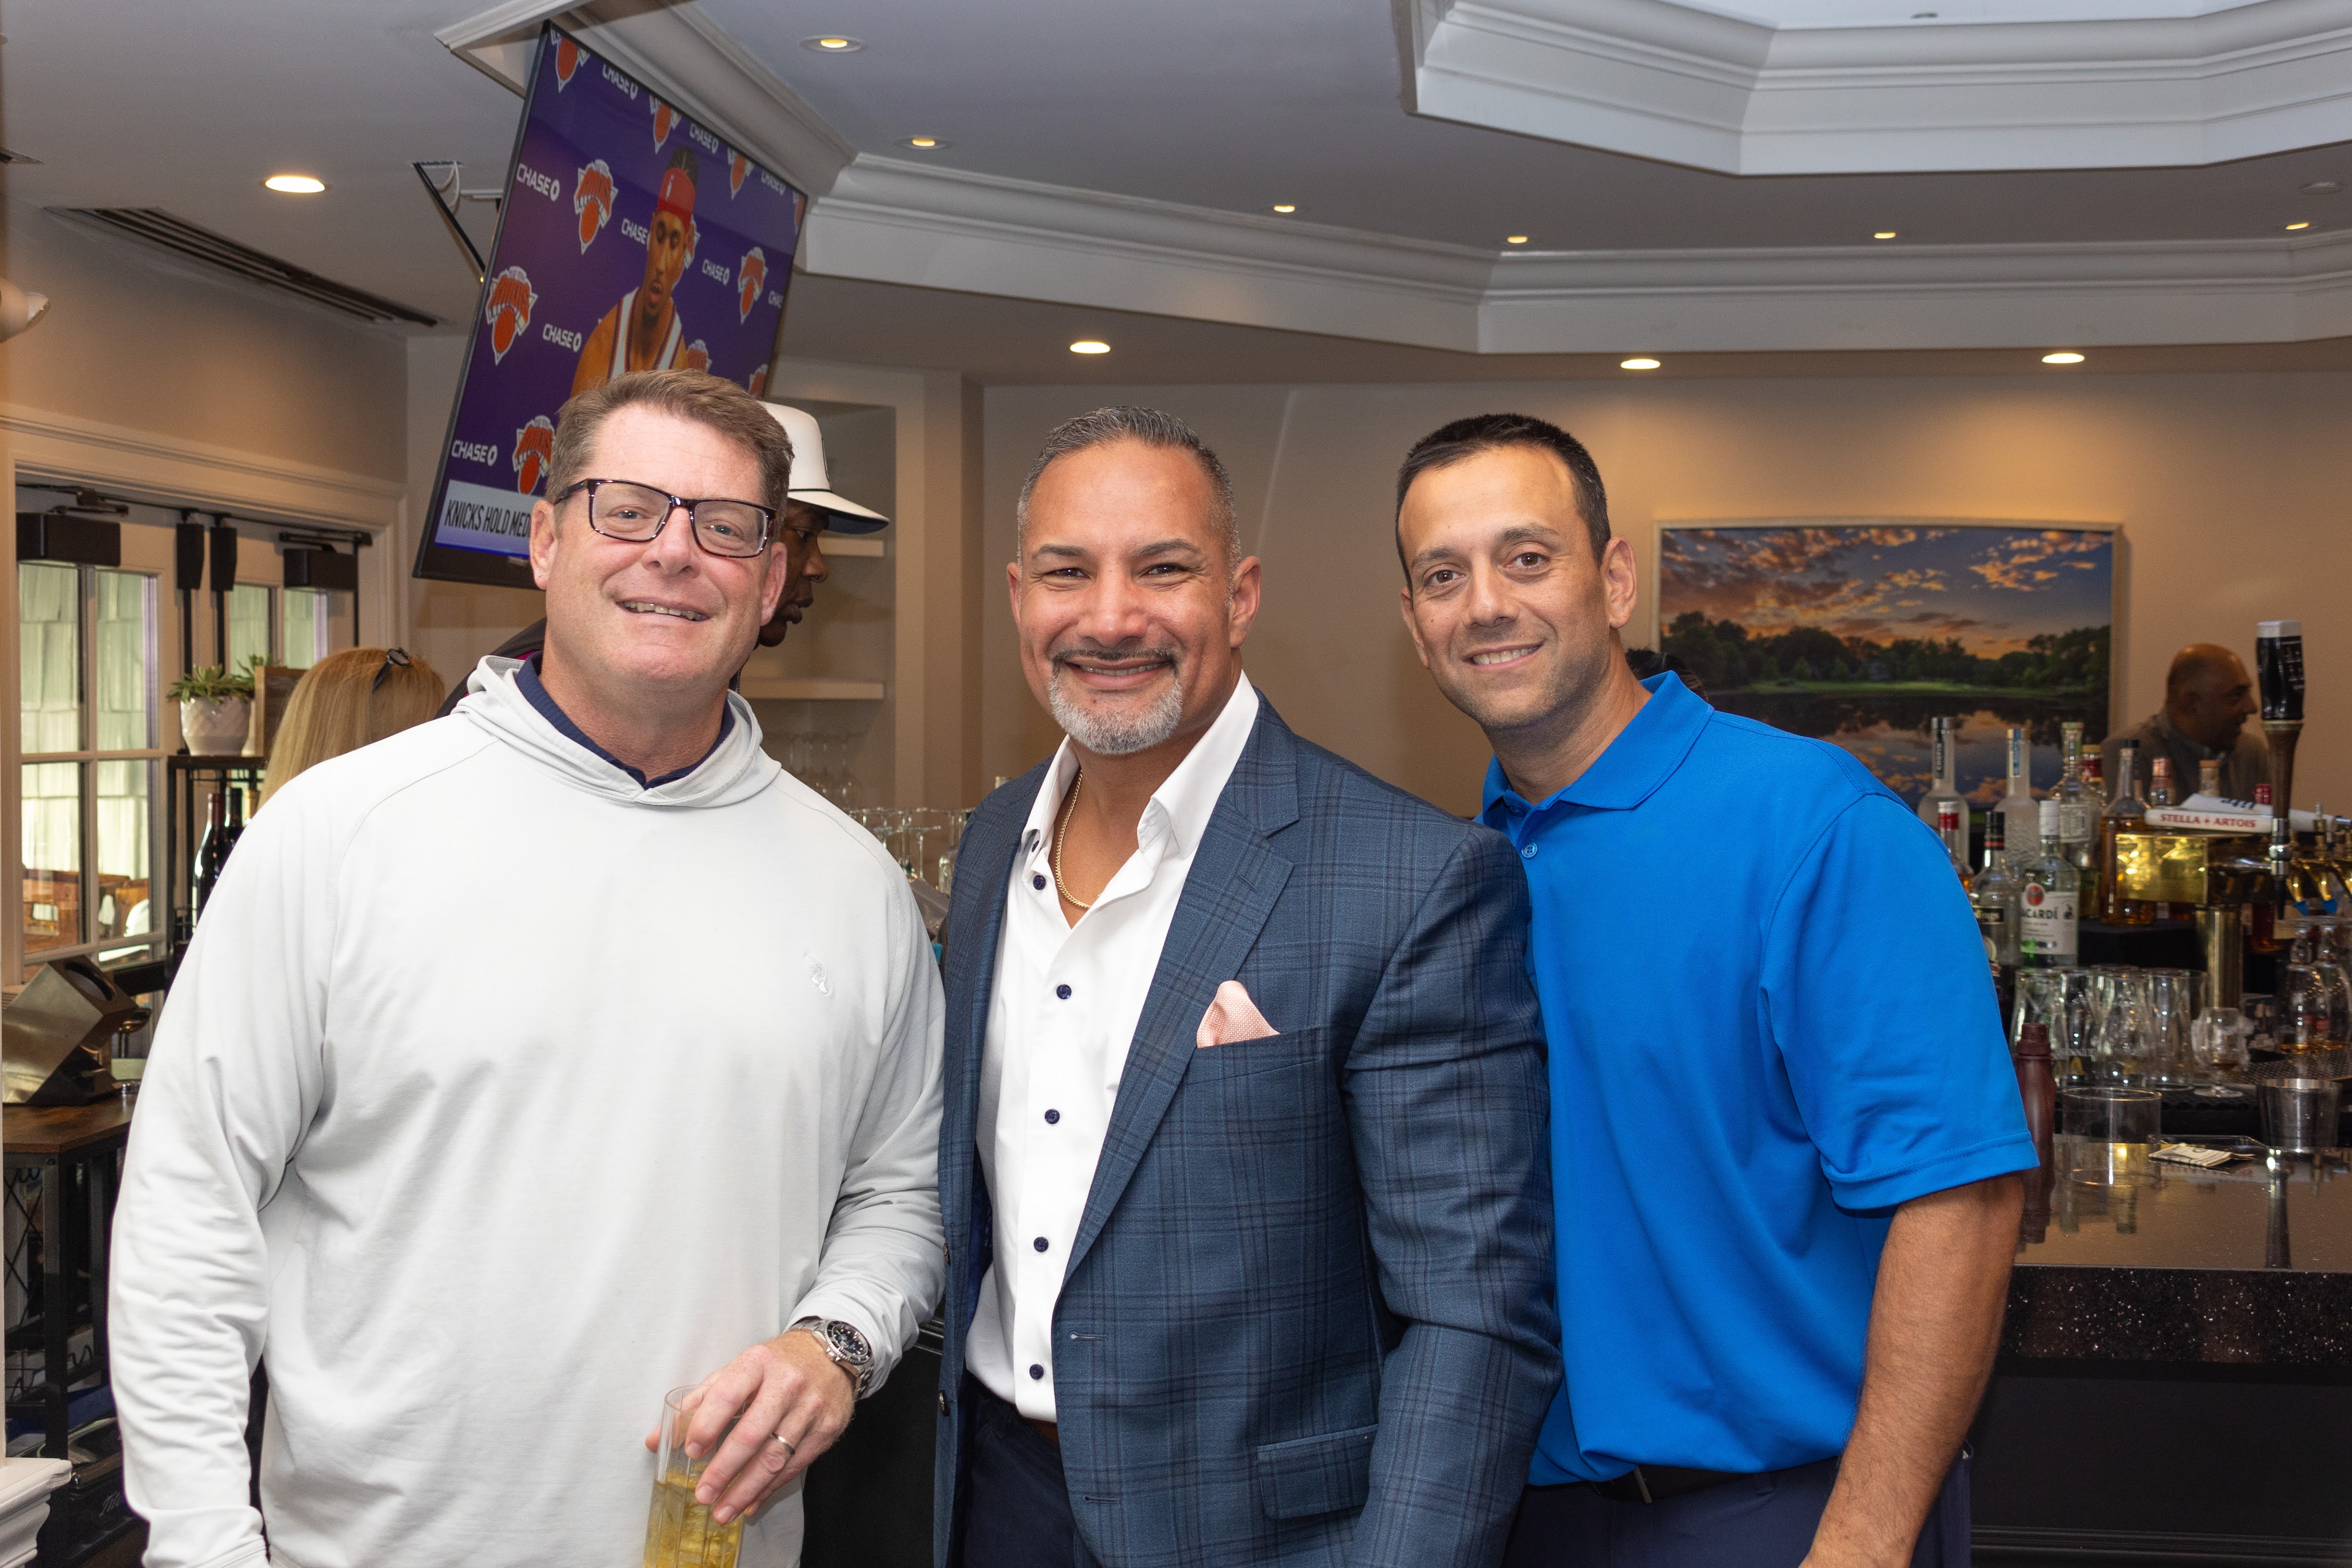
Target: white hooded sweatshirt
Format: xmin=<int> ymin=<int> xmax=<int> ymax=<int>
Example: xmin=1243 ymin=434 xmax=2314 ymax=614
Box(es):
xmin=110 ymin=657 xmax=945 ymax=1568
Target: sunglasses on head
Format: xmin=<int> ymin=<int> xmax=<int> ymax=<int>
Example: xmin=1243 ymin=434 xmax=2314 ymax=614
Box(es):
xmin=372 ymin=647 xmax=412 ymax=694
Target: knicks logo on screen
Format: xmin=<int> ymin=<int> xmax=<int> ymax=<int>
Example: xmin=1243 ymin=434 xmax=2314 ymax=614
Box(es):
xmin=652 ymin=97 xmax=677 ymax=151
xmin=737 ymin=248 xmax=766 ymax=323
xmin=485 ymin=267 xmax=537 ymax=363
xmin=554 ymin=36 xmax=582 ymax=89
xmin=728 ymin=152 xmax=749 ymax=197
xmin=680 ymin=340 xmax=711 ymax=374
xmin=574 ymin=160 xmax=614 ymax=253
xmin=513 ymin=415 xmax=556 ymax=495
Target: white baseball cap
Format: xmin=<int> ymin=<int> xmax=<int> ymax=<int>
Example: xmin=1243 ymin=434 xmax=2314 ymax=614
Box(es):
xmin=760 ymin=401 xmax=890 ymax=534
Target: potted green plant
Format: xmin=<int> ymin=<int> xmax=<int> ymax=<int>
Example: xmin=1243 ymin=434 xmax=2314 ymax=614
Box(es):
xmin=170 ymin=659 xmax=259 ymax=755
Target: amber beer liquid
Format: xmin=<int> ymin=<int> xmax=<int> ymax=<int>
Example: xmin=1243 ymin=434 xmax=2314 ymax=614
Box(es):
xmin=647 ymin=1387 xmax=744 ymax=1568
xmin=643 ymin=1472 xmax=742 ymax=1568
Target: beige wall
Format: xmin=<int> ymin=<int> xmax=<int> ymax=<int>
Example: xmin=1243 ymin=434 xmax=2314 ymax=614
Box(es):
xmin=984 ymin=373 xmax=2352 ymax=817
xmin=0 ymin=200 xmax=408 ymax=481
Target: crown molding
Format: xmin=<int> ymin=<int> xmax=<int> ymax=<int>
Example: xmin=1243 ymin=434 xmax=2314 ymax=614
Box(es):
xmin=803 ymin=157 xmax=2352 ymax=352
xmin=802 ymin=157 xmax=1494 ymax=351
xmin=435 ymin=0 xmax=855 ymax=196
xmin=1407 ymin=0 xmax=2352 ymax=173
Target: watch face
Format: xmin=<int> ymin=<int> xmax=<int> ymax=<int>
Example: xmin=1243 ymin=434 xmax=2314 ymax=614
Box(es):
xmin=825 ymin=1320 xmax=873 ymax=1365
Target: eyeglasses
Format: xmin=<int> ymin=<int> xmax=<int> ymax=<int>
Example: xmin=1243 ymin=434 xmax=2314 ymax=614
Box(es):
xmin=558 ymin=479 xmax=774 ymax=559
xmin=372 ymin=646 xmax=412 ymax=693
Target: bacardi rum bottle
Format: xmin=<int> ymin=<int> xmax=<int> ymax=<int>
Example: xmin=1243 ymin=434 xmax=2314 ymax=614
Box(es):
xmin=2018 ymin=800 xmax=2080 ymax=969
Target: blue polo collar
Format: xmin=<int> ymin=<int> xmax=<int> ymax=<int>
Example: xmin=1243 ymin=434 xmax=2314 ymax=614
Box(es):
xmin=1481 ymin=672 xmax=1708 ymax=825
xmin=515 ymin=652 xmax=734 ymax=790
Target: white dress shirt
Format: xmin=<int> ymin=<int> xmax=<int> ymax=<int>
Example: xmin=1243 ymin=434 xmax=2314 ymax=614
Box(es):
xmin=968 ymin=672 xmax=1261 ymax=1419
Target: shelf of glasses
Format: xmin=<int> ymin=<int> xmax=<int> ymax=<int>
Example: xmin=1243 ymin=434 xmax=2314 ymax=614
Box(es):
xmin=738 ymin=679 xmax=886 ymax=702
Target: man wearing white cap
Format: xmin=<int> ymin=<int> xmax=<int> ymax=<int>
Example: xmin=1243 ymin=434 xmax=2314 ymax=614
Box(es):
xmin=754 ymin=401 xmax=890 ymax=649
xmin=437 ymin=399 xmax=891 ymax=712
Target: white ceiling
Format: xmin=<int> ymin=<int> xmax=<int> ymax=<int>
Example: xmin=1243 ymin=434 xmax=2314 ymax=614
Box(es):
xmin=6 ymin=0 xmax=2352 ymax=368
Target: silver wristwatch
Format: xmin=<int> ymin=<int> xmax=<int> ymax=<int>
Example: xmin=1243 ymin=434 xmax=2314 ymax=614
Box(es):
xmin=790 ymin=1316 xmax=875 ymax=1398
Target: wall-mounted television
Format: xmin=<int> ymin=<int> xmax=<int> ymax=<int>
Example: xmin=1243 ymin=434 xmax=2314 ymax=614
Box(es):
xmin=413 ymin=24 xmax=807 ymax=588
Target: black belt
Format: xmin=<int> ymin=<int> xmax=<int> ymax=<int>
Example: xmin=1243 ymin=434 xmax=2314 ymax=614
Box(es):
xmin=1588 ymin=1464 xmax=1752 ymax=1504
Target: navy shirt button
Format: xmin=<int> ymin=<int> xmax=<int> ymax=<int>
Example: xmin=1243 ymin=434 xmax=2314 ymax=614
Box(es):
xmin=1521 ymin=843 xmax=1538 ymax=859
xmin=1032 ymin=874 xmax=1046 ymax=890
xmin=1029 ymin=1364 xmax=1045 ymax=1380
xmin=1055 ymin=984 xmax=1072 ymax=1000
xmin=1034 ymin=1236 xmax=1050 ymax=1252
xmin=1044 ymin=1109 xmax=1060 ymax=1124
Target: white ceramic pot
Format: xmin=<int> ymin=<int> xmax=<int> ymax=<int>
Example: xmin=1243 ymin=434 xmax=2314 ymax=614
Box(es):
xmin=179 ymin=696 xmax=252 ymax=756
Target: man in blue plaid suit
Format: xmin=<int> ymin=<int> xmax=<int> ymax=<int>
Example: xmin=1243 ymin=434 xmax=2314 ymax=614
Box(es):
xmin=934 ymin=407 xmax=1559 ymax=1568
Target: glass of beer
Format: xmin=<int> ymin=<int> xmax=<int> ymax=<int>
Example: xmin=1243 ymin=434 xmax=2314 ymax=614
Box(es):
xmin=644 ymin=1387 xmax=744 ymax=1568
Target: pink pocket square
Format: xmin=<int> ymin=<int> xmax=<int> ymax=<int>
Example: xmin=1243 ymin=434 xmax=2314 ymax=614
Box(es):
xmin=1197 ymin=981 xmax=1280 ymax=1048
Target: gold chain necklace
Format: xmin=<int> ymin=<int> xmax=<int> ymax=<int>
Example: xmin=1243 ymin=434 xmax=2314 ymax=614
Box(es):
xmin=1051 ymin=767 xmax=1092 ymax=911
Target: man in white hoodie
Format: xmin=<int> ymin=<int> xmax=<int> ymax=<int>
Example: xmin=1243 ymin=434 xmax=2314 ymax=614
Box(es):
xmin=110 ymin=369 xmax=945 ymax=1568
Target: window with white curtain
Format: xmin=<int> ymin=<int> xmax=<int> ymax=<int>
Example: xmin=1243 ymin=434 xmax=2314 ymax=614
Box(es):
xmin=281 ymin=587 xmax=330 ymax=669
xmin=20 ymin=562 xmax=160 ymax=962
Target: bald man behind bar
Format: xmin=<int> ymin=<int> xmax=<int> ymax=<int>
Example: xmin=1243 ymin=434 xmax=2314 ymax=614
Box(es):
xmin=2101 ymin=643 xmax=2269 ymax=801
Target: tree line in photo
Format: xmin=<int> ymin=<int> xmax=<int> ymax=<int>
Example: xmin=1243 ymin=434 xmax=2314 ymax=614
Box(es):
xmin=1661 ymin=614 xmax=2110 ymax=696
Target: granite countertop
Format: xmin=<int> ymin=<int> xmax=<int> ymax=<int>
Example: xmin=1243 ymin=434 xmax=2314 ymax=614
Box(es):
xmin=2004 ymin=1141 xmax=2352 ymax=1374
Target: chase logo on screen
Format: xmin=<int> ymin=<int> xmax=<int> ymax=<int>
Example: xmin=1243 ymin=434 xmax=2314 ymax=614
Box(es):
xmin=680 ymin=340 xmax=711 ymax=374
xmin=574 ymin=160 xmax=615 ymax=253
xmin=554 ymin=36 xmax=582 ymax=89
xmin=652 ymin=97 xmax=676 ymax=151
xmin=737 ymin=248 xmax=766 ymax=323
xmin=513 ymin=415 xmax=556 ymax=496
xmin=728 ymin=152 xmax=749 ymax=197
xmin=485 ymin=266 xmax=537 ymax=363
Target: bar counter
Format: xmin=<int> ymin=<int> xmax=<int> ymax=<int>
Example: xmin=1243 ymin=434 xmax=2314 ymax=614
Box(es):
xmin=1976 ymin=1140 xmax=2352 ymax=1563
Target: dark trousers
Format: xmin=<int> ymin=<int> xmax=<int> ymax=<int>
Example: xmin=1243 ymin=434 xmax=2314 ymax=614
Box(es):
xmin=1502 ymin=1450 xmax=1971 ymax=1568
xmin=961 ymin=1387 xmax=1101 ymax=1568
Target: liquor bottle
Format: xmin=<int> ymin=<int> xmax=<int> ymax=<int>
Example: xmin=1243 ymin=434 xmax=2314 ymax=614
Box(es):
xmin=1917 ymin=717 xmax=1968 ymax=867
xmin=2082 ymin=753 xmax=2105 ymax=808
xmin=2051 ymin=722 xmax=2095 ymax=879
xmin=1999 ymin=727 xmax=2040 ymax=863
xmin=2145 ymin=758 xmax=2180 ymax=919
xmin=2198 ymin=758 xmax=2223 ymax=801
xmin=192 ymin=789 xmax=228 ymax=917
xmin=220 ymin=784 xmax=248 ymax=863
xmin=2101 ymin=741 xmax=2153 ymax=926
xmin=2255 ymin=788 xmax=2290 ymax=953
xmin=2018 ymin=800 xmax=2080 ymax=969
xmin=1938 ymin=801 xmax=1971 ymax=887
xmin=1974 ymin=811 xmax=2022 ymax=1023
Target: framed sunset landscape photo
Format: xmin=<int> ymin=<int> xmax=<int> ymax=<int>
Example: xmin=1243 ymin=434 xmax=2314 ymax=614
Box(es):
xmin=1654 ymin=520 xmax=2116 ymax=809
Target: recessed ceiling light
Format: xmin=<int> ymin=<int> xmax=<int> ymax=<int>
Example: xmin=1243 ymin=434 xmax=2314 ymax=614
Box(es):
xmin=1270 ymin=204 xmax=1298 ymax=214
xmin=2041 ymin=351 xmax=2085 ymax=365
xmin=1069 ymin=340 xmax=1110 ymax=355
xmin=2302 ymin=180 xmax=2341 ymax=194
xmin=802 ymin=35 xmax=863 ymax=51
xmin=1620 ymin=357 xmax=1661 ymax=370
xmin=903 ymin=136 xmax=947 ymax=150
xmin=1505 ymin=235 xmax=1530 ymax=245
xmin=2286 ymin=220 xmax=2312 ymax=231
xmin=263 ymin=174 xmax=327 ymax=194
xmin=1872 ymin=231 xmax=1898 ymax=240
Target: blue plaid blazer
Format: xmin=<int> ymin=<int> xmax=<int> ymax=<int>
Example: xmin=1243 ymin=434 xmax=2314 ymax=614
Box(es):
xmin=934 ymin=701 xmax=1559 ymax=1568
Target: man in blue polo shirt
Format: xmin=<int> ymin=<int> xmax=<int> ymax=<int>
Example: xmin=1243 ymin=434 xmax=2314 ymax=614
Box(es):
xmin=1394 ymin=413 xmax=2034 ymax=1568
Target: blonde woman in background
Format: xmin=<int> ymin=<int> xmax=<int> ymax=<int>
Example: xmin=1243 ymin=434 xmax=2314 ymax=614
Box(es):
xmin=260 ymin=647 xmax=443 ymax=805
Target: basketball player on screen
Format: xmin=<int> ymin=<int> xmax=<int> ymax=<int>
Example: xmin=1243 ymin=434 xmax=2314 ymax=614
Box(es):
xmin=572 ymin=147 xmax=697 ymax=395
